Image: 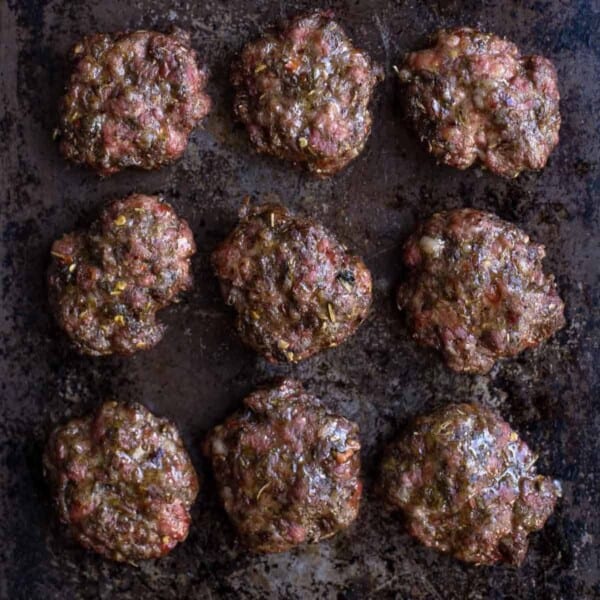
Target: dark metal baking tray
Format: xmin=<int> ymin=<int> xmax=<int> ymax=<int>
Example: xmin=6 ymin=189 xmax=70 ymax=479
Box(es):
xmin=1 ymin=0 xmax=598 ymax=598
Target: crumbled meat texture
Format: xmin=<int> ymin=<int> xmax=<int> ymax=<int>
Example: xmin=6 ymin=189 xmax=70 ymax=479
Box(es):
xmin=397 ymin=27 xmax=560 ymax=178
xmin=379 ymin=403 xmax=561 ymax=566
xmin=204 ymin=379 xmax=362 ymax=553
xmin=58 ymin=28 xmax=211 ymax=175
xmin=48 ymin=194 xmax=196 ymax=356
xmin=212 ymin=202 xmax=372 ymax=363
xmin=397 ymin=209 xmax=565 ymax=373
xmin=231 ymin=11 xmax=383 ymax=176
xmin=43 ymin=401 xmax=199 ymax=563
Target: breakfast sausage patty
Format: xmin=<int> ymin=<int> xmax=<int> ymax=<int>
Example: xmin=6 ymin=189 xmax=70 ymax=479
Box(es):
xmin=204 ymin=379 xmax=362 ymax=553
xmin=379 ymin=403 xmax=561 ymax=566
xmin=212 ymin=202 xmax=372 ymax=363
xmin=397 ymin=28 xmax=560 ymax=178
xmin=58 ymin=29 xmax=211 ymax=175
xmin=44 ymin=401 xmax=199 ymax=563
xmin=397 ymin=209 xmax=565 ymax=373
xmin=232 ymin=11 xmax=383 ymax=176
xmin=48 ymin=194 xmax=196 ymax=356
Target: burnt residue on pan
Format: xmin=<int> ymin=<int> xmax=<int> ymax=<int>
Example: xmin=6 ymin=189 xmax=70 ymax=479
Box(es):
xmin=1 ymin=0 xmax=599 ymax=598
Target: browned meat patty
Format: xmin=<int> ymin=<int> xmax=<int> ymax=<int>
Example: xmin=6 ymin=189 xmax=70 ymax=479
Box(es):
xmin=397 ymin=27 xmax=560 ymax=178
xmin=397 ymin=209 xmax=565 ymax=373
xmin=212 ymin=202 xmax=372 ymax=363
xmin=204 ymin=379 xmax=362 ymax=553
xmin=231 ymin=11 xmax=383 ymax=176
xmin=379 ymin=403 xmax=561 ymax=566
xmin=43 ymin=401 xmax=199 ymax=563
xmin=48 ymin=194 xmax=196 ymax=356
xmin=58 ymin=28 xmax=211 ymax=175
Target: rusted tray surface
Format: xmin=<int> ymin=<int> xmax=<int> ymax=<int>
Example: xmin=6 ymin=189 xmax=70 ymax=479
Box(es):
xmin=1 ymin=0 xmax=599 ymax=598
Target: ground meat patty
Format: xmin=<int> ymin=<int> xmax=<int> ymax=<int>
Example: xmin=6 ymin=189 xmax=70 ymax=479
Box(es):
xmin=379 ymin=403 xmax=561 ymax=566
xmin=204 ymin=379 xmax=362 ymax=553
xmin=231 ymin=11 xmax=383 ymax=176
xmin=397 ymin=27 xmax=560 ymax=178
xmin=58 ymin=28 xmax=211 ymax=175
xmin=397 ymin=209 xmax=565 ymax=373
xmin=43 ymin=401 xmax=199 ymax=563
xmin=212 ymin=202 xmax=372 ymax=363
xmin=48 ymin=194 xmax=195 ymax=356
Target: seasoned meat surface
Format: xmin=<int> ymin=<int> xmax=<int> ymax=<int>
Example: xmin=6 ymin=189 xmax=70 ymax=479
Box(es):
xmin=379 ymin=403 xmax=561 ymax=566
xmin=204 ymin=379 xmax=362 ymax=553
xmin=397 ymin=209 xmax=565 ymax=373
xmin=58 ymin=29 xmax=211 ymax=175
xmin=212 ymin=202 xmax=372 ymax=363
xmin=48 ymin=194 xmax=196 ymax=356
xmin=44 ymin=401 xmax=199 ymax=563
xmin=232 ymin=11 xmax=383 ymax=176
xmin=397 ymin=27 xmax=560 ymax=178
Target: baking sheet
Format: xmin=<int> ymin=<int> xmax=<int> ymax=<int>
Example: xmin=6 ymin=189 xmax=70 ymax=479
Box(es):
xmin=1 ymin=0 xmax=599 ymax=598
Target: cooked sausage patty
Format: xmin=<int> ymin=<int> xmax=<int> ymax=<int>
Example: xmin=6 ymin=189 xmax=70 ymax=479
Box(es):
xmin=44 ymin=401 xmax=199 ymax=563
xmin=58 ymin=29 xmax=211 ymax=175
xmin=379 ymin=403 xmax=561 ymax=566
xmin=48 ymin=194 xmax=195 ymax=356
xmin=232 ymin=11 xmax=383 ymax=176
xmin=204 ymin=379 xmax=362 ymax=553
xmin=397 ymin=209 xmax=565 ymax=373
xmin=212 ymin=202 xmax=372 ymax=363
xmin=397 ymin=28 xmax=560 ymax=178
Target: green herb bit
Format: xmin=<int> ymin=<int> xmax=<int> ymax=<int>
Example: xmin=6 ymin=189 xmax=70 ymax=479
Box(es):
xmin=327 ymin=303 xmax=336 ymax=323
xmin=110 ymin=280 xmax=127 ymax=295
xmin=256 ymin=482 xmax=270 ymax=501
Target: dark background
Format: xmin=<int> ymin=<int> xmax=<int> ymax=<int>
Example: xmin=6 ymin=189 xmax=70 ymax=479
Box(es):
xmin=1 ymin=1 xmax=598 ymax=598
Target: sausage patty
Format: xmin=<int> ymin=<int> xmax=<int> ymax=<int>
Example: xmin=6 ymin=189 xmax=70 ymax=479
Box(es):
xmin=58 ymin=29 xmax=211 ymax=175
xmin=212 ymin=202 xmax=372 ymax=363
xmin=48 ymin=194 xmax=196 ymax=356
xmin=232 ymin=11 xmax=383 ymax=176
xmin=379 ymin=403 xmax=561 ymax=566
xmin=204 ymin=379 xmax=362 ymax=553
xmin=397 ymin=28 xmax=560 ymax=178
xmin=43 ymin=401 xmax=199 ymax=563
xmin=397 ymin=209 xmax=565 ymax=373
